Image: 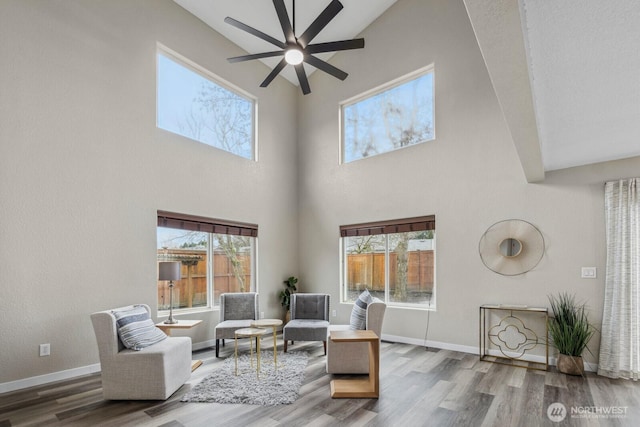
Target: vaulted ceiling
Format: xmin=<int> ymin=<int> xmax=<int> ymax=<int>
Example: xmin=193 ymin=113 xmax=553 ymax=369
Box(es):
xmin=174 ymin=0 xmax=397 ymax=85
xmin=175 ymin=0 xmax=640 ymax=182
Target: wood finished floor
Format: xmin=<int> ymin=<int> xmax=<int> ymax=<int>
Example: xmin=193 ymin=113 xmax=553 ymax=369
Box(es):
xmin=2 ymin=338 xmax=640 ymax=427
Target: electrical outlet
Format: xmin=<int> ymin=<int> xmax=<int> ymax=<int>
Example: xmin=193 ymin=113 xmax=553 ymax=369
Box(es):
xmin=260 ymin=311 xmax=264 ymax=319
xmin=332 ymin=309 xmax=337 ymax=317
xmin=39 ymin=343 xmax=50 ymax=357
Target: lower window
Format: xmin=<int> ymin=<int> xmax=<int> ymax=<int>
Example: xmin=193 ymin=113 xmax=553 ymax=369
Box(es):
xmin=341 ymin=217 xmax=435 ymax=309
xmin=157 ymin=212 xmax=257 ymax=313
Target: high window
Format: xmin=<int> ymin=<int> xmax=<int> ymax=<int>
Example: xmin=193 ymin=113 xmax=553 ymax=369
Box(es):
xmin=341 ymin=216 xmax=436 ymax=309
xmin=341 ymin=65 xmax=435 ymax=163
xmin=156 ymin=45 xmax=256 ymax=160
xmin=157 ymin=211 xmax=257 ymax=313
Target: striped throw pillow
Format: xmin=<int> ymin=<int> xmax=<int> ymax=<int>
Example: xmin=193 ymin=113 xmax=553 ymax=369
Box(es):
xmin=113 ymin=305 xmax=167 ymax=351
xmin=349 ymin=289 xmax=373 ymax=330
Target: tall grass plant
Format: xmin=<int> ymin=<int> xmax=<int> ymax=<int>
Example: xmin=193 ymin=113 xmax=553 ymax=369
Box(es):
xmin=548 ymin=292 xmax=595 ymax=357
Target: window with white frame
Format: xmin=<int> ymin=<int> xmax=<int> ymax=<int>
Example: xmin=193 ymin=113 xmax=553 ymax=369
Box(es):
xmin=156 ymin=45 xmax=256 ymax=160
xmin=341 ymin=65 xmax=435 ymax=163
xmin=157 ymin=211 xmax=257 ymax=313
xmin=341 ymin=216 xmax=435 ymax=309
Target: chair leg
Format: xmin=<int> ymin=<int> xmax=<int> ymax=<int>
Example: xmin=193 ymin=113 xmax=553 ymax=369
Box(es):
xmin=284 ymin=339 xmax=288 ymax=353
xmin=323 ymin=340 xmax=327 ymax=356
xmin=216 ymin=339 xmax=219 ymax=358
xmin=222 ymin=339 xmax=225 ymax=347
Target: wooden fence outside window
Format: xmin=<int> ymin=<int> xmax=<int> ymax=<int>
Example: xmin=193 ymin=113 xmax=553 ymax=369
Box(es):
xmin=157 ymin=248 xmax=251 ymax=309
xmin=346 ymin=250 xmax=434 ymax=293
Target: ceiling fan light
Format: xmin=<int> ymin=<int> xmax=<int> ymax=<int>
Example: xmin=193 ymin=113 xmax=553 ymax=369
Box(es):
xmin=284 ymin=48 xmax=304 ymax=65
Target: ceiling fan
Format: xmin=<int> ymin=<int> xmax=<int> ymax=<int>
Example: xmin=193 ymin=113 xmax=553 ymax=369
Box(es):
xmin=225 ymin=0 xmax=365 ymax=95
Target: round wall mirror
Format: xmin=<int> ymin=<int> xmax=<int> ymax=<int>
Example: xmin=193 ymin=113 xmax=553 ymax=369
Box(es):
xmin=499 ymin=238 xmax=522 ymax=257
xmin=479 ymin=219 xmax=545 ymax=276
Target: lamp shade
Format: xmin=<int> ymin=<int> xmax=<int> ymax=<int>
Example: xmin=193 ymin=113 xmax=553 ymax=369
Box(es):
xmin=158 ymin=261 xmax=181 ymax=281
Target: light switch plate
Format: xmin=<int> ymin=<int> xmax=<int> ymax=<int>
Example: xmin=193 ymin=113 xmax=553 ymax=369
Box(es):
xmin=39 ymin=343 xmax=50 ymax=357
xmin=581 ymin=267 xmax=597 ymax=278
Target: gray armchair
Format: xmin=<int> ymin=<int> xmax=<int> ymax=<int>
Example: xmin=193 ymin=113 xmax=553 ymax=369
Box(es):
xmin=326 ymin=299 xmax=386 ymax=374
xmin=90 ymin=304 xmax=192 ymax=400
xmin=214 ymin=292 xmax=259 ymax=357
xmin=283 ymin=293 xmax=330 ymax=355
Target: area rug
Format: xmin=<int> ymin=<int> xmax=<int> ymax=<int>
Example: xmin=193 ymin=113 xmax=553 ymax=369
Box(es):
xmin=181 ymin=351 xmax=308 ymax=405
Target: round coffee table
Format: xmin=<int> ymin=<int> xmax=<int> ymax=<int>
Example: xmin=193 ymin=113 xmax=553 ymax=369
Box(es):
xmin=251 ymin=319 xmax=284 ymax=368
xmin=234 ymin=327 xmax=269 ymax=378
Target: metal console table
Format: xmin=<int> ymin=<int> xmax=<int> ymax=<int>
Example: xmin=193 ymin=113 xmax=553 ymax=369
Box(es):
xmin=479 ymin=304 xmax=548 ymax=371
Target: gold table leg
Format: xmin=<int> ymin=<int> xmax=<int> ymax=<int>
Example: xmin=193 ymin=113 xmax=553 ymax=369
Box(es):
xmin=249 ymin=335 xmax=254 ymax=369
xmin=257 ymin=335 xmax=261 ymax=379
xmin=234 ymin=334 xmax=239 ymax=376
xmin=272 ymin=327 xmax=278 ymax=370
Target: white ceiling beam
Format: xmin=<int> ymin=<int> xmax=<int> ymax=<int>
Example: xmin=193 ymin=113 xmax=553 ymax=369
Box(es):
xmin=463 ymin=0 xmax=544 ymax=183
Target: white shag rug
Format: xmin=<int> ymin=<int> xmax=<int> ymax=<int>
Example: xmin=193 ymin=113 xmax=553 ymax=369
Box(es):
xmin=181 ymin=351 xmax=308 ymax=405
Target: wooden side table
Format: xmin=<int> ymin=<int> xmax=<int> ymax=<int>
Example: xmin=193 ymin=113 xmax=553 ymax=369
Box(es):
xmin=329 ymin=330 xmax=379 ymax=399
xmin=155 ymin=319 xmax=203 ymax=336
xmin=155 ymin=319 xmax=203 ymax=371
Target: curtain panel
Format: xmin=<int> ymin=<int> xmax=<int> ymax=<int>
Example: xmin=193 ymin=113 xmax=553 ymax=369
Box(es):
xmin=598 ymin=178 xmax=640 ymax=380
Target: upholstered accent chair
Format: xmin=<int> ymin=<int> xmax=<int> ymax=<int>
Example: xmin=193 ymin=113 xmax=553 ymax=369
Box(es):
xmin=283 ymin=293 xmax=330 ymax=355
xmin=326 ymin=299 xmax=386 ymax=374
xmin=214 ymin=292 xmax=259 ymax=357
xmin=90 ymin=304 xmax=192 ymax=400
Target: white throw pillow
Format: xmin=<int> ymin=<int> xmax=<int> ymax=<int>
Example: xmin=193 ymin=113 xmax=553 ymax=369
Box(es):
xmin=112 ymin=305 xmax=167 ymax=351
xmin=349 ymin=289 xmax=373 ymax=330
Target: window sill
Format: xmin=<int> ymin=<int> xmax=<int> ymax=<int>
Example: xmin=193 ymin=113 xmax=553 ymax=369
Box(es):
xmin=386 ymin=303 xmax=436 ymax=312
xmin=157 ymin=306 xmax=216 ymax=318
xmin=339 ymin=301 xmax=436 ymax=312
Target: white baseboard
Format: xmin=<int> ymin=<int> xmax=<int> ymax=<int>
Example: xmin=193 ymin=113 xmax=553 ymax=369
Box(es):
xmin=382 ymin=333 xmax=479 ymax=354
xmin=381 ymin=334 xmax=598 ymax=372
xmin=0 ymin=339 xmax=220 ymax=395
xmin=192 ymin=339 xmax=216 ymax=351
xmin=584 ymin=361 xmax=598 ymax=372
xmin=485 ymin=348 xmax=548 ymax=365
xmin=1 ymin=336 xmax=598 ymax=394
xmin=0 ymin=340 xmax=220 ymax=394
xmin=0 ymin=363 xmax=101 ymax=394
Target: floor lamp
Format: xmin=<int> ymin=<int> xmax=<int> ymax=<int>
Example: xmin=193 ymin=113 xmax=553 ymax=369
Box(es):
xmin=159 ymin=261 xmax=181 ymax=324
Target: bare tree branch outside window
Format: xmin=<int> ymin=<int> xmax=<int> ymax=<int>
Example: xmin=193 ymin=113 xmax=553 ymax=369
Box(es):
xmin=157 ymin=51 xmax=254 ymax=160
xmin=343 ymin=69 xmax=434 ymax=163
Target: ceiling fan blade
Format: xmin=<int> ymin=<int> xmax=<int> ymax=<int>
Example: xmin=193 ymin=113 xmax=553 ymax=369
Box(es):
xmin=306 ymin=38 xmax=365 ymax=54
xmin=297 ymin=0 xmax=343 ymax=48
xmin=295 ymin=64 xmax=311 ymax=95
xmin=228 ymin=51 xmax=284 ymax=63
xmin=224 ymin=17 xmax=286 ymax=49
xmin=304 ymin=55 xmax=348 ymax=80
xmin=273 ymin=0 xmax=295 ymax=44
xmin=260 ymin=58 xmax=288 ymax=87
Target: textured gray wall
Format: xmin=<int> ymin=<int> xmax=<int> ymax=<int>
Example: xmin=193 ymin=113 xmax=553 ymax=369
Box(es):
xmin=0 ymin=0 xmax=298 ymax=386
xmin=296 ymin=0 xmax=640 ymax=366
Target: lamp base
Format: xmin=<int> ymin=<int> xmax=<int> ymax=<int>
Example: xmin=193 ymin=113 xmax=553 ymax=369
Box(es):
xmin=164 ymin=281 xmax=179 ymax=324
